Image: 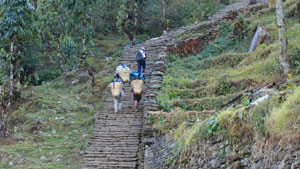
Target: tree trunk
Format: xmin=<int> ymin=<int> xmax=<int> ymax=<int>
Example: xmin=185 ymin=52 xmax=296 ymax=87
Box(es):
xmin=0 ymin=85 xmax=6 ymax=138
xmin=16 ymin=50 xmax=21 ymax=94
xmin=8 ymin=42 xmax=14 ymax=110
xmin=132 ymin=0 xmax=137 ymax=45
xmin=162 ymin=0 xmax=168 ymax=35
xmin=82 ymin=12 xmax=96 ymax=92
xmin=276 ymin=0 xmax=289 ymax=74
xmin=57 ymin=36 xmax=67 ymax=74
xmin=1 ymin=42 xmax=15 ymax=138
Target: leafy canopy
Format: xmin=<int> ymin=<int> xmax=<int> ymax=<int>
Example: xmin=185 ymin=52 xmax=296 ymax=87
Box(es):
xmin=0 ymin=0 xmax=34 ymax=41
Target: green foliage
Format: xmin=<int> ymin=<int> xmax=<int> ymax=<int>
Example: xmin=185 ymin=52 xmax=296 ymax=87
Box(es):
xmin=153 ymin=109 xmax=190 ymax=135
xmin=242 ymin=96 xmax=251 ymax=106
xmin=215 ymin=75 xmax=234 ymax=96
xmin=249 ymin=99 xmax=275 ymax=137
xmin=61 ymin=36 xmax=78 ymax=71
xmin=165 ymin=156 xmax=175 ymax=166
xmin=0 ymin=0 xmax=34 ymax=40
xmin=0 ymin=48 xmax=8 ymax=83
xmin=206 ymin=115 xmax=221 ymax=136
xmin=288 ymin=47 xmax=300 ymax=73
xmin=199 ymin=21 xmax=239 ymax=59
xmin=286 ymin=74 xmax=297 ymax=93
xmin=146 ymin=114 xmax=158 ymax=125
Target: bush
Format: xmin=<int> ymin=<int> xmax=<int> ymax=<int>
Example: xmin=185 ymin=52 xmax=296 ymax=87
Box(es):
xmin=249 ymin=98 xmax=276 ymax=137
xmin=215 ymin=75 xmax=233 ymax=96
xmin=288 ymin=47 xmax=300 ymax=73
xmin=266 ymin=87 xmax=300 ymax=136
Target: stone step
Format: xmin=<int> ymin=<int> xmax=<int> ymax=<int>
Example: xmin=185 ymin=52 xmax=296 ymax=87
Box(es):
xmin=84 ymin=161 xmax=136 ymax=168
xmin=84 ymin=157 xmax=138 ymax=163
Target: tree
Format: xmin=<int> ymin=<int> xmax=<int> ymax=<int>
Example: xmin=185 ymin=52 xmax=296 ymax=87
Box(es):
xmin=0 ymin=0 xmax=34 ymax=138
xmin=276 ymin=0 xmax=289 ymax=74
xmin=162 ymin=0 xmax=168 ymax=35
xmin=37 ymin=0 xmax=72 ymax=74
xmin=118 ymin=0 xmax=138 ymax=45
xmin=71 ymin=0 xmax=97 ymax=93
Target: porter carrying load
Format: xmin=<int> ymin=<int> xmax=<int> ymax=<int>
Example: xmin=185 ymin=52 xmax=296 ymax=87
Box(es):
xmin=109 ymin=82 xmax=123 ymax=98
xmin=115 ymin=64 xmax=131 ymax=83
xmin=130 ymin=72 xmax=145 ymax=95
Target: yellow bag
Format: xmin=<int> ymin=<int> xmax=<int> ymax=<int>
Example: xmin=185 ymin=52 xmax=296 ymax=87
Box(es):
xmin=117 ymin=68 xmax=131 ymax=83
xmin=109 ymin=82 xmax=123 ymax=98
xmin=130 ymin=80 xmax=144 ymax=95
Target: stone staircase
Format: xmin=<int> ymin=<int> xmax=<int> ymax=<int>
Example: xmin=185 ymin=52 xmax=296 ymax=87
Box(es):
xmin=83 ymin=0 xmax=255 ymax=168
xmin=83 ymin=39 xmax=167 ymax=168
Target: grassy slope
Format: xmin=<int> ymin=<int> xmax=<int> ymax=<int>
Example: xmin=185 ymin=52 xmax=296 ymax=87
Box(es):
xmin=153 ymin=0 xmax=300 ymax=147
xmin=0 ymin=34 xmax=132 ymax=168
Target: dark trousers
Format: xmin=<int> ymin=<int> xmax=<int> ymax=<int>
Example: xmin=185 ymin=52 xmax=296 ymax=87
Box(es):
xmin=137 ymin=60 xmax=146 ymax=73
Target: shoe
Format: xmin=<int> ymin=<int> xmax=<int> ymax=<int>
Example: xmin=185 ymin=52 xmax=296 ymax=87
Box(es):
xmin=135 ymin=109 xmax=138 ymax=112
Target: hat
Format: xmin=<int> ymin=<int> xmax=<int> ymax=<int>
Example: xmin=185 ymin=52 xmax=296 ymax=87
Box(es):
xmin=141 ymin=47 xmax=145 ymax=50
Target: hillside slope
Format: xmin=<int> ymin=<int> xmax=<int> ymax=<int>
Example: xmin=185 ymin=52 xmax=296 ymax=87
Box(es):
xmin=146 ymin=0 xmax=300 ymax=168
xmin=0 ymin=53 xmax=118 ymax=168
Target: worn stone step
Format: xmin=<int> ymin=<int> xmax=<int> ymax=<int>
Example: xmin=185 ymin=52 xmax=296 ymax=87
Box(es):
xmin=85 ymin=161 xmax=136 ymax=168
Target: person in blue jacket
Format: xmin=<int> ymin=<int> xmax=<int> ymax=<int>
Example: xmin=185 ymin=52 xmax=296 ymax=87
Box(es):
xmin=136 ymin=47 xmax=147 ymax=73
xmin=130 ymin=72 xmax=145 ymax=112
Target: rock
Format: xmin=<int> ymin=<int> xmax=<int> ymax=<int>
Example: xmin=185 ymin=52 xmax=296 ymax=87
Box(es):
xmin=234 ymin=161 xmax=244 ymax=169
xmin=21 ymin=126 xmax=27 ymax=132
xmin=52 ymin=130 xmax=56 ymax=135
xmin=210 ymin=159 xmax=220 ymax=168
xmin=154 ymin=60 xmax=165 ymax=66
xmin=241 ymin=158 xmax=251 ymax=167
xmin=249 ymin=0 xmax=258 ymax=4
xmin=277 ymin=161 xmax=286 ymax=169
xmin=250 ymin=95 xmax=269 ymax=105
xmin=56 ymin=154 xmax=63 ymax=158
xmin=71 ymin=79 xmax=79 ymax=84
xmin=105 ymin=56 xmax=113 ymax=62
xmin=143 ymin=137 xmax=155 ymax=144
xmin=149 ymin=80 xmax=161 ymax=84
xmin=40 ymin=155 xmax=46 ymax=160
xmin=150 ymin=84 xmax=161 ymax=89
xmin=64 ymin=74 xmax=75 ymax=87
xmin=212 ymin=151 xmax=218 ymax=158
xmin=152 ymin=71 xmax=164 ymax=76
xmin=38 ymin=131 xmax=51 ymax=137
xmin=79 ymin=72 xmax=89 ymax=83
xmin=154 ymin=66 xmax=165 ymax=72
xmin=291 ymin=161 xmax=299 ymax=169
xmin=249 ymin=27 xmax=269 ymax=52
xmin=225 ymin=146 xmax=230 ymax=153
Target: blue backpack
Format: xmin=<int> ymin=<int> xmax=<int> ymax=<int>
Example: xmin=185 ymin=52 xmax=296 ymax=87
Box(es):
xmin=137 ymin=51 xmax=145 ymax=61
xmin=130 ymin=72 xmax=146 ymax=82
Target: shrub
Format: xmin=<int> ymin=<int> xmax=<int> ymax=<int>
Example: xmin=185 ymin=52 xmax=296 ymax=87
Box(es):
xmin=215 ymin=75 xmax=233 ymax=96
xmin=288 ymin=47 xmax=300 ymax=73
xmin=249 ymin=98 xmax=276 ymax=137
xmin=206 ymin=115 xmax=221 ymax=136
xmin=266 ymin=87 xmax=300 ymax=136
xmin=152 ymin=108 xmax=190 ymax=134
